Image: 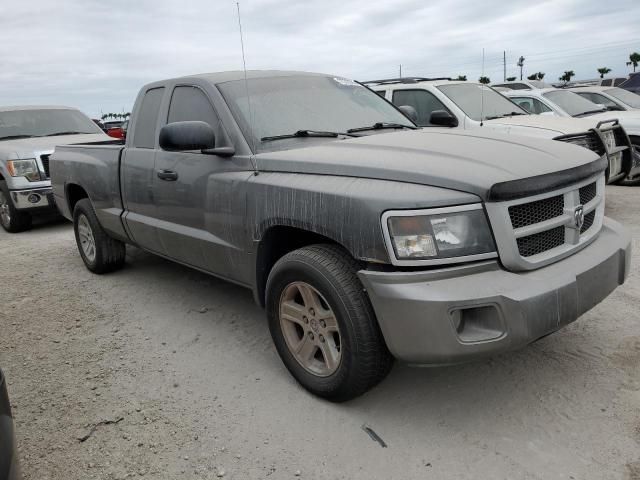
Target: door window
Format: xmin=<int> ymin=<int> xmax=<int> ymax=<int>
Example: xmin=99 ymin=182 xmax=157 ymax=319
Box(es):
xmin=392 ymin=89 xmax=452 ymax=126
xmin=168 ymin=86 xmax=219 ymax=129
xmin=132 ymin=87 xmax=165 ymax=149
xmin=511 ymin=97 xmax=552 ymax=114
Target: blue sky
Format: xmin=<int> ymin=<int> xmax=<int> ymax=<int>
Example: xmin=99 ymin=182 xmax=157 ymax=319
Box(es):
xmin=1 ymin=0 xmax=638 ymax=117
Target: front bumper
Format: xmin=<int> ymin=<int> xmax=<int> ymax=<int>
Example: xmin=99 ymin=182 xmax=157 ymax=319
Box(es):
xmin=10 ymin=187 xmax=55 ymax=210
xmin=358 ymin=218 xmax=631 ymax=364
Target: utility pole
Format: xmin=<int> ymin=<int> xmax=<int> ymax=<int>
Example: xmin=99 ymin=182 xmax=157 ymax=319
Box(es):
xmin=503 ymin=51 xmax=506 ymax=81
xmin=517 ymin=56 xmax=525 ymax=80
xmin=399 ymin=64 xmax=402 ymax=78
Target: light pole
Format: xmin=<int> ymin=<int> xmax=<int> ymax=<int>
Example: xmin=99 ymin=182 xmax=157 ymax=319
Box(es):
xmin=517 ymin=56 xmax=525 ymax=80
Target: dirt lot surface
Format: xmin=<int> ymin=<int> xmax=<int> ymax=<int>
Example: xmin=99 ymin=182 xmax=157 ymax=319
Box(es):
xmin=1 ymin=186 xmax=639 ymax=480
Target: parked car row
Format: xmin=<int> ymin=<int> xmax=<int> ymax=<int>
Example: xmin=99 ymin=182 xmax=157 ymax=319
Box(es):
xmin=34 ymin=70 xmax=631 ymax=401
xmin=497 ymin=84 xmax=640 ymax=185
xmin=366 ymin=77 xmax=636 ymax=184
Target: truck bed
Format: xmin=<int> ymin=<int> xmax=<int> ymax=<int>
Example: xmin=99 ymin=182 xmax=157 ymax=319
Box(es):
xmin=50 ymin=143 xmax=128 ymax=240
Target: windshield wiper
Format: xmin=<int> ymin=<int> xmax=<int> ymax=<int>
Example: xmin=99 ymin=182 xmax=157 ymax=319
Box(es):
xmin=347 ymin=122 xmax=416 ymax=133
xmin=574 ymin=109 xmax=607 ymax=117
xmin=46 ymin=131 xmax=90 ymax=136
xmin=260 ymin=130 xmax=359 ymax=142
xmin=485 ymin=112 xmax=527 ymax=120
xmin=0 ymin=134 xmax=39 ymax=141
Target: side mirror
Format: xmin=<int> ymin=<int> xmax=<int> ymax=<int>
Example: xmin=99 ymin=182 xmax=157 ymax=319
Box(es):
xmin=159 ymin=121 xmax=215 ymax=151
xmin=429 ymin=110 xmax=459 ymax=127
xmin=398 ymin=105 xmax=419 ymax=124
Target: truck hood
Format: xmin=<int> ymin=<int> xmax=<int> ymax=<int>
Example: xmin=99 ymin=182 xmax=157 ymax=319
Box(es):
xmin=485 ymin=115 xmax=596 ymax=136
xmin=583 ymin=111 xmax=640 ymax=136
xmin=255 ymin=129 xmax=600 ymax=200
xmin=0 ymin=133 xmax=111 ymax=159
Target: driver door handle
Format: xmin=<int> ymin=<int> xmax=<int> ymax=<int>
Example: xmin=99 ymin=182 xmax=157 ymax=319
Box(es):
xmin=157 ymin=169 xmax=178 ymax=181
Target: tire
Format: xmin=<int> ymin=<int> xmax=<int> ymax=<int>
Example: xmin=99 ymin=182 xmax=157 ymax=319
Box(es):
xmin=0 ymin=181 xmax=32 ymax=233
xmin=617 ymin=141 xmax=640 ymax=186
xmin=266 ymin=244 xmax=393 ymax=402
xmin=73 ymin=198 xmax=125 ymax=274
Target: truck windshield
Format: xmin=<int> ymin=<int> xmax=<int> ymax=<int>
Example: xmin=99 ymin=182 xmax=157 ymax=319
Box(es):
xmin=436 ymin=83 xmax=527 ymax=121
xmin=605 ymin=87 xmax=640 ymax=109
xmin=0 ymin=109 xmax=102 ymax=140
xmin=542 ymin=91 xmax=605 ymax=117
xmin=217 ymin=75 xmax=414 ymax=152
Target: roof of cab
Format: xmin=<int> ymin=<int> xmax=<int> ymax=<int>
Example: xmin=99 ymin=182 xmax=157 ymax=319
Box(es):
xmin=163 ymin=70 xmax=331 ymax=86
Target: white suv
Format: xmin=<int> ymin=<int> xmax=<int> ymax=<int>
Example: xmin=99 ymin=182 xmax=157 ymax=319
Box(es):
xmin=365 ymin=77 xmax=633 ymax=184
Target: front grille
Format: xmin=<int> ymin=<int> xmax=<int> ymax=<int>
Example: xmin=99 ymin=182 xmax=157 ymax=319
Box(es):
xmin=508 ymin=195 xmax=564 ymax=229
xmin=558 ymin=132 xmax=604 ymax=155
xmin=581 ymin=210 xmax=595 ymax=233
xmin=486 ymin=175 xmax=606 ymax=269
xmin=40 ymin=154 xmax=51 ymax=178
xmin=579 ymin=182 xmax=596 ymax=205
xmin=516 ymin=226 xmax=565 ymax=257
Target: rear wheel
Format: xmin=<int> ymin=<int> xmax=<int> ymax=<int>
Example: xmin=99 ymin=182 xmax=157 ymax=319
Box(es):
xmin=266 ymin=244 xmax=393 ymax=402
xmin=73 ymin=198 xmax=125 ymax=273
xmin=0 ymin=181 xmax=32 ymax=233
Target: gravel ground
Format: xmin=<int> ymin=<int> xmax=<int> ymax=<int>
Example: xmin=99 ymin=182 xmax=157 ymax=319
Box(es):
xmin=1 ymin=186 xmax=639 ymax=480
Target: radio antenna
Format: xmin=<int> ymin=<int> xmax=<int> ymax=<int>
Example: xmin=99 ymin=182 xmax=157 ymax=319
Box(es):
xmin=236 ymin=1 xmax=258 ymax=172
xmin=480 ymin=48 xmax=485 ymax=127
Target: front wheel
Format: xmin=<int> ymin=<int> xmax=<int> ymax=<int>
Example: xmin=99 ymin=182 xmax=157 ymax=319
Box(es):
xmin=73 ymin=198 xmax=126 ymax=273
xmin=266 ymin=244 xmax=393 ymax=402
xmin=0 ymin=181 xmax=32 ymax=233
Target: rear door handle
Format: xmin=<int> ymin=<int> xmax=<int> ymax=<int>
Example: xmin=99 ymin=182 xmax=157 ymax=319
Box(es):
xmin=157 ymin=170 xmax=178 ymax=181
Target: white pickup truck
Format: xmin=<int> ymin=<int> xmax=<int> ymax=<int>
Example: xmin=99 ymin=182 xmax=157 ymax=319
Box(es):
xmin=0 ymin=105 xmax=111 ymax=232
xmin=365 ymin=78 xmax=633 ymax=184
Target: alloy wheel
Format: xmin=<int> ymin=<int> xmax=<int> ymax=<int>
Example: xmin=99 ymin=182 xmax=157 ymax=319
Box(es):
xmin=77 ymin=214 xmax=97 ymax=262
xmin=279 ymin=281 xmax=342 ymax=377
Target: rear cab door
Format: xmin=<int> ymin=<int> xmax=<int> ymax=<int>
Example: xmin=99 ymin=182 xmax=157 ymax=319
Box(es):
xmin=121 ymin=85 xmax=167 ymax=254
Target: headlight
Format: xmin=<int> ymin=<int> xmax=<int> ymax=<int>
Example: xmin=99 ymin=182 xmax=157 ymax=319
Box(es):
xmin=382 ymin=204 xmax=497 ymax=265
xmin=6 ymin=159 xmax=40 ymax=182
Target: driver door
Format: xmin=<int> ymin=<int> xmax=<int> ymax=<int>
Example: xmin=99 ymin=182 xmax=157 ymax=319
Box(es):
xmin=153 ymin=85 xmax=253 ymax=279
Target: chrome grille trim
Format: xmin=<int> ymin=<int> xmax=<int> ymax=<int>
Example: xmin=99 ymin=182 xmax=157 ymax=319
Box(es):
xmin=485 ymin=174 xmax=605 ymax=271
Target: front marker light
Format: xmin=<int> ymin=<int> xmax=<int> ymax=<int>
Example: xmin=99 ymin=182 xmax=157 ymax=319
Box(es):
xmin=384 ymin=205 xmax=497 ymax=264
xmin=6 ymin=159 xmax=40 ymax=182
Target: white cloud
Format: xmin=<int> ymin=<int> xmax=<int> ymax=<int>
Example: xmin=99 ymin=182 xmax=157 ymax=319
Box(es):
xmin=0 ymin=0 xmax=638 ymax=116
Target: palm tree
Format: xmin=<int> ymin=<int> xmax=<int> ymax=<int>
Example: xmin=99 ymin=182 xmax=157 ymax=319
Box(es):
xmin=506 ymin=76 xmax=516 ymax=82
xmin=101 ymin=113 xmax=108 ymax=121
xmin=455 ymin=75 xmax=467 ymax=81
xmin=559 ymin=70 xmax=575 ymax=84
xmin=478 ymin=76 xmax=490 ymax=84
xmin=597 ymin=67 xmax=611 ymax=79
xmin=627 ymin=52 xmax=640 ymax=72
xmin=527 ymin=72 xmax=545 ymax=81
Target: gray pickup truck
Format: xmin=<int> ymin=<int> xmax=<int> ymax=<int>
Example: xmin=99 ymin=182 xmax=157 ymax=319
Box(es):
xmin=51 ymin=71 xmax=631 ymax=401
xmin=0 ymin=106 xmax=110 ymax=232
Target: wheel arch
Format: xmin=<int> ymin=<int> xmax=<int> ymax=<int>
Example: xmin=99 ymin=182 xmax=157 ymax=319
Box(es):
xmin=65 ymin=183 xmax=90 ymax=214
xmin=254 ymin=225 xmax=352 ymax=307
